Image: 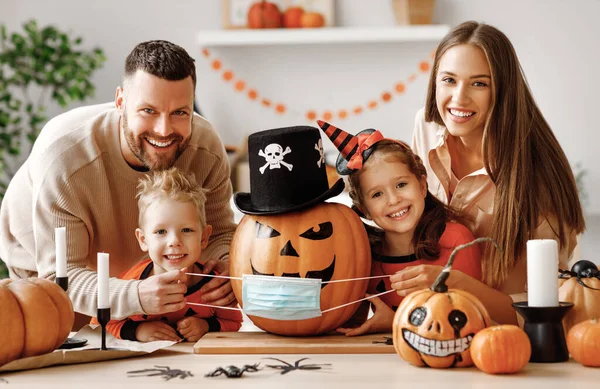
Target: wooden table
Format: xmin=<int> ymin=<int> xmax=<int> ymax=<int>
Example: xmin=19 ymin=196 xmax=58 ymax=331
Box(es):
xmin=1 ymin=342 xmax=598 ymax=388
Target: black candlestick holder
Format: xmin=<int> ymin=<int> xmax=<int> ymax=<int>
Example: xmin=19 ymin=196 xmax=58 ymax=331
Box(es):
xmin=512 ymin=301 xmax=574 ymax=363
xmin=55 ymin=277 xmax=88 ymax=349
xmin=97 ymin=308 xmax=111 ymax=350
xmin=55 ymin=276 xmax=68 ymax=292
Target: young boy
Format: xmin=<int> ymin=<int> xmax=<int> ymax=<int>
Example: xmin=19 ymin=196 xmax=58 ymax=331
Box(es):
xmin=91 ymin=168 xmax=242 ymax=342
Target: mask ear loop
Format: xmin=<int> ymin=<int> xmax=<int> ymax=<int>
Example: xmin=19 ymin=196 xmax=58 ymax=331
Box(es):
xmin=320 ymin=274 xmax=396 ymax=313
xmin=321 ymin=289 xmax=396 ymax=313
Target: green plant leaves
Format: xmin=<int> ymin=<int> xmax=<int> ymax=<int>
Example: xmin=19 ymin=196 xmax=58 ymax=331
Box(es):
xmin=0 ymin=19 xmax=106 ymax=198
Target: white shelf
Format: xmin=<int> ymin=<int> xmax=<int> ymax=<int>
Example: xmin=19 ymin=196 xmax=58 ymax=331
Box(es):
xmin=198 ymin=25 xmax=450 ymax=47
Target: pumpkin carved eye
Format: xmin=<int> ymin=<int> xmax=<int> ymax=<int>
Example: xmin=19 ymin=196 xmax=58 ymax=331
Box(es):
xmin=299 ymin=222 xmax=333 ymax=240
xmin=448 ymin=310 xmax=468 ymax=331
xmin=409 ymin=307 xmax=427 ymax=326
xmin=255 ymin=221 xmax=281 ymax=238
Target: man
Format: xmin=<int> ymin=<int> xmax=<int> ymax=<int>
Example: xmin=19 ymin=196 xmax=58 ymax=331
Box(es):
xmin=0 ymin=40 xmax=236 ymax=321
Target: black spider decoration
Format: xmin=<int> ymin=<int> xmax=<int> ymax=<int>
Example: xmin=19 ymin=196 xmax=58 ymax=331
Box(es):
xmin=263 ymin=358 xmax=332 ymax=375
xmin=127 ymin=365 xmax=193 ymax=381
xmin=205 ymin=363 xmax=260 ymax=378
xmin=558 ymin=260 xmax=600 ymax=290
xmin=372 ymin=336 xmax=393 ymax=345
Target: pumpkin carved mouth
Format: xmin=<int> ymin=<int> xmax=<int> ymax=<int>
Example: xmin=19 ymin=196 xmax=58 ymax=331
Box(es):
xmin=250 ymin=256 xmax=336 ymax=289
xmin=402 ymin=329 xmax=474 ymax=357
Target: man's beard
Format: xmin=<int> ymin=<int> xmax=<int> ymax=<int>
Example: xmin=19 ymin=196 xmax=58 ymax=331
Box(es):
xmin=122 ymin=112 xmax=190 ymax=171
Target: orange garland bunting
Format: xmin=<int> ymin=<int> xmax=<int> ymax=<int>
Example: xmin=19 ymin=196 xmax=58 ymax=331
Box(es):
xmin=201 ymin=48 xmax=433 ymax=121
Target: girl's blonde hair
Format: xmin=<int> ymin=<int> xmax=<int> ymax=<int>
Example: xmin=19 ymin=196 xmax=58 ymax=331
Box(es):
xmin=348 ymin=140 xmax=460 ymax=259
xmin=136 ymin=167 xmax=207 ymax=228
xmin=424 ymin=21 xmax=585 ymax=287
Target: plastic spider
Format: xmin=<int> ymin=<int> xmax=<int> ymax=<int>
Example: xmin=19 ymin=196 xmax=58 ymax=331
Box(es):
xmin=263 ymin=358 xmax=332 ymax=375
xmin=127 ymin=365 xmax=193 ymax=381
xmin=558 ymin=260 xmax=600 ymax=290
xmin=205 ymin=363 xmax=260 ymax=378
xmin=372 ymin=336 xmax=393 ymax=345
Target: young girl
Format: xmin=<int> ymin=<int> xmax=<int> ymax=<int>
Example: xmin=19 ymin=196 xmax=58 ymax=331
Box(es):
xmin=318 ymin=121 xmax=484 ymax=336
xmin=412 ymin=21 xmax=585 ymax=318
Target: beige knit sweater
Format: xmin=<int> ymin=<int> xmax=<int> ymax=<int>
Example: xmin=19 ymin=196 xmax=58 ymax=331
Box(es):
xmin=0 ymin=103 xmax=236 ymax=319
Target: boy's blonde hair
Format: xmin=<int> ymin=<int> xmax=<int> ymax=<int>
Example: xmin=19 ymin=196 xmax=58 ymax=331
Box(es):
xmin=136 ymin=167 xmax=207 ymax=228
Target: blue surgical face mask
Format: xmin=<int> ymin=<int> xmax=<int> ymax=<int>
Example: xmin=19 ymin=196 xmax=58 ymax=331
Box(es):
xmin=242 ymin=274 xmax=322 ymax=320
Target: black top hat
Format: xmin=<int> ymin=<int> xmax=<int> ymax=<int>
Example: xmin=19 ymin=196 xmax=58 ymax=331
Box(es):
xmin=234 ymin=125 xmax=345 ymax=215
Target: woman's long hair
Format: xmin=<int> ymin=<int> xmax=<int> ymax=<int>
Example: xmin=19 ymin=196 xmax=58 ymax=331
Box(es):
xmin=348 ymin=140 xmax=460 ymax=259
xmin=424 ymin=21 xmax=585 ymax=287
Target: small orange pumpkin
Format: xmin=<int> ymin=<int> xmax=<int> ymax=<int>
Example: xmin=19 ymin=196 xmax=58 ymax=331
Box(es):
xmin=392 ymin=238 xmax=492 ymax=368
xmin=567 ymin=318 xmax=600 ymax=367
xmin=558 ymin=260 xmax=600 ymax=335
xmin=230 ymin=202 xmax=371 ymax=336
xmin=470 ymin=325 xmax=531 ymax=374
xmin=247 ymin=1 xmax=282 ymax=29
xmin=0 ymin=278 xmax=74 ymax=366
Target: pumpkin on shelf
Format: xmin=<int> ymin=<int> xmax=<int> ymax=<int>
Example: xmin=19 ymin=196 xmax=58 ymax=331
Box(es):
xmin=247 ymin=0 xmax=282 ymax=29
xmin=282 ymin=6 xmax=304 ymax=28
xmin=392 ymin=238 xmax=493 ymax=368
xmin=230 ymin=202 xmax=371 ymax=336
xmin=0 ymin=278 xmax=74 ymax=366
xmin=558 ymin=260 xmax=600 ymax=335
xmin=470 ymin=325 xmax=531 ymax=374
xmin=567 ymin=318 xmax=600 ymax=367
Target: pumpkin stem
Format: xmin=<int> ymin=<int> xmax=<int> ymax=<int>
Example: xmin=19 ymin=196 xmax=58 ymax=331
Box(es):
xmin=431 ymin=237 xmax=499 ymax=293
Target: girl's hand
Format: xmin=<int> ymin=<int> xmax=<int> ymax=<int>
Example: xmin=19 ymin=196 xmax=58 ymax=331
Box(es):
xmin=135 ymin=321 xmax=181 ymax=342
xmin=177 ymin=317 xmax=209 ymax=342
xmin=336 ymin=295 xmax=394 ymax=336
xmin=390 ymin=264 xmax=451 ymax=297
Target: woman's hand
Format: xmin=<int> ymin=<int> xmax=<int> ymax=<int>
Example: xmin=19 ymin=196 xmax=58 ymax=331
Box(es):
xmin=336 ymin=295 xmax=395 ymax=336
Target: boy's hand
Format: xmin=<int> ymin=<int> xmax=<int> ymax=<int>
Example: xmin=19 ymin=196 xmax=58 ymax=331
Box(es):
xmin=336 ymin=295 xmax=394 ymax=336
xmin=138 ymin=269 xmax=188 ymax=314
xmin=390 ymin=264 xmax=447 ymax=297
xmin=198 ymin=259 xmax=237 ymax=307
xmin=135 ymin=321 xmax=181 ymax=342
xmin=176 ymin=317 xmax=209 ymax=342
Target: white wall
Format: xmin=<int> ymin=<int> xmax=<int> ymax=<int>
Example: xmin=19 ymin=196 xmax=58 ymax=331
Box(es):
xmin=2 ymin=0 xmax=599 ymax=216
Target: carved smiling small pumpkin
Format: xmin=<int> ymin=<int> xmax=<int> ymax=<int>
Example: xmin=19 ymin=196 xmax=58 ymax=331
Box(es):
xmin=230 ymin=202 xmax=371 ymax=336
xmin=392 ymin=238 xmax=492 ymax=368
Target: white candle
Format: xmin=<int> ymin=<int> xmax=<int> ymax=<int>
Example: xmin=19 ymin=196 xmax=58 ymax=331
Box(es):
xmin=55 ymin=227 xmax=67 ymax=278
xmin=527 ymin=239 xmax=559 ymax=307
xmin=97 ymin=253 xmax=110 ymax=309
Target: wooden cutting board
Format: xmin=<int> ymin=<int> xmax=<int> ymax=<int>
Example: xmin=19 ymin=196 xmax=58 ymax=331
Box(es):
xmin=193 ymin=331 xmax=395 ymax=354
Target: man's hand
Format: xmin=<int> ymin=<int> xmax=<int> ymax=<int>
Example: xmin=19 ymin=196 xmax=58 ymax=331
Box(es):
xmin=138 ymin=269 xmax=188 ymax=315
xmin=176 ymin=317 xmax=209 ymax=342
xmin=199 ymin=259 xmax=237 ymax=307
xmin=336 ymin=295 xmax=395 ymax=336
xmin=135 ymin=321 xmax=181 ymax=342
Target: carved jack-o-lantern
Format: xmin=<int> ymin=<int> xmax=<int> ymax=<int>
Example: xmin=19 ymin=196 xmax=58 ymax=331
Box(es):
xmin=230 ymin=202 xmax=371 ymax=336
xmin=392 ymin=238 xmax=492 ymax=368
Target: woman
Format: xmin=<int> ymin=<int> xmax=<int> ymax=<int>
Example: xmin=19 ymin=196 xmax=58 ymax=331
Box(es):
xmin=399 ymin=21 xmax=586 ymax=324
